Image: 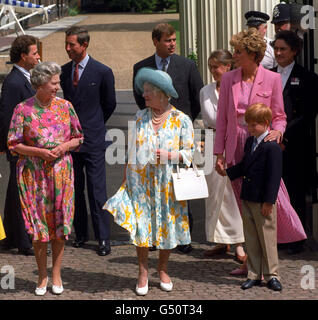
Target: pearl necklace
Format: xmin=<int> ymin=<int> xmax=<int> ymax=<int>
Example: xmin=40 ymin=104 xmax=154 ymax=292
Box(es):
xmin=35 ymin=96 xmax=52 ymax=108
xmin=152 ymin=105 xmax=172 ymax=126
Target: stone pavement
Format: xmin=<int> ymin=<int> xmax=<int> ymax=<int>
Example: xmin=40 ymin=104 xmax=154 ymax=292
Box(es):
xmin=1 ymin=239 xmax=318 ymax=301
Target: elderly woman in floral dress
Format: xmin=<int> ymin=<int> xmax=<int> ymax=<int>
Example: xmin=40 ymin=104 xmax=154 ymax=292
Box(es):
xmin=104 ymin=68 xmax=194 ymax=296
xmin=7 ymin=62 xmax=83 ymax=296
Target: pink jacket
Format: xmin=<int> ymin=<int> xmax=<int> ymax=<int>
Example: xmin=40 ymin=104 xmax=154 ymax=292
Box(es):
xmin=214 ymin=65 xmax=286 ymax=164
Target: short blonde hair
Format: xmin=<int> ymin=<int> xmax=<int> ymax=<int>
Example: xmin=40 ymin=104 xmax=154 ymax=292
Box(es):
xmin=230 ymin=28 xmax=266 ymax=64
xmin=245 ymin=103 xmax=272 ymax=125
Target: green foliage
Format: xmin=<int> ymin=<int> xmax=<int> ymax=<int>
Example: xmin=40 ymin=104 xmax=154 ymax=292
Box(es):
xmin=107 ymin=0 xmax=178 ymax=13
xmin=188 ymin=51 xmax=198 ymax=66
xmin=68 ymin=6 xmax=80 ymax=16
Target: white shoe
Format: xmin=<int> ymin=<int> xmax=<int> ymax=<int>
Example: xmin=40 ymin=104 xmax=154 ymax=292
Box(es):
xmin=35 ymin=277 xmax=48 ymax=296
xmin=135 ymin=280 xmax=148 ymax=296
xmin=52 ymin=283 xmax=64 ymax=295
xmin=160 ymin=280 xmax=173 ymax=292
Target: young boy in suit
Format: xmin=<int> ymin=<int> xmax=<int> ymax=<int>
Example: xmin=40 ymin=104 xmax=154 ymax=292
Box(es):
xmin=222 ymin=103 xmax=283 ymax=291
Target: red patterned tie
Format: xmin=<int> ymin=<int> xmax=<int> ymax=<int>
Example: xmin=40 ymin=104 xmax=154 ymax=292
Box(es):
xmin=73 ymin=63 xmax=79 ymax=86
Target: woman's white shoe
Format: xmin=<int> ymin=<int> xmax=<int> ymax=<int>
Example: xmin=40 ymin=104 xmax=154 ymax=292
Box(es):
xmin=135 ymin=280 xmax=148 ymax=296
xmin=52 ymin=283 xmax=64 ymax=295
xmin=35 ymin=277 xmax=48 ymax=296
xmin=160 ymin=281 xmax=173 ymax=292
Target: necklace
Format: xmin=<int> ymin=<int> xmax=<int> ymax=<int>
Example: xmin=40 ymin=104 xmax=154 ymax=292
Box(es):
xmin=35 ymin=96 xmax=52 ymax=108
xmin=152 ymin=105 xmax=172 ymax=126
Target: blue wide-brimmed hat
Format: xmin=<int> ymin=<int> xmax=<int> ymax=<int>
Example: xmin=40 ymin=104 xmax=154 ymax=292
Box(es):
xmin=134 ymin=67 xmax=179 ymax=99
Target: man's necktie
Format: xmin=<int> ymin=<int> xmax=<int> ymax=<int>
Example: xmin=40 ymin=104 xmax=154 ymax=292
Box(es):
xmin=251 ymin=137 xmax=258 ymax=153
xmin=161 ymin=59 xmax=168 ymax=72
xmin=73 ymin=63 xmax=79 ymax=86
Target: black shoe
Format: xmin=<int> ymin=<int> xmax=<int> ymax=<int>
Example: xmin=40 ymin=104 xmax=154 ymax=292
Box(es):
xmin=149 ymin=245 xmax=157 ymax=251
xmin=177 ymin=244 xmax=193 ymax=254
xmin=72 ymin=238 xmax=86 ymax=248
xmin=18 ymin=248 xmax=34 ymax=256
xmin=97 ymin=240 xmax=111 ymax=256
xmin=267 ymin=277 xmax=282 ymax=291
xmin=241 ymin=279 xmax=262 ymax=290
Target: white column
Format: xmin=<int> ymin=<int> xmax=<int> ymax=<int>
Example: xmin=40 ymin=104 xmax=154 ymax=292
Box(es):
xmin=197 ymin=0 xmax=217 ymax=84
xmin=179 ymin=0 xmax=197 ymax=58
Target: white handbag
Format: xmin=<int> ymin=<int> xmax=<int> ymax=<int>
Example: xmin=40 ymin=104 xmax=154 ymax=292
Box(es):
xmin=172 ymin=163 xmax=209 ymax=201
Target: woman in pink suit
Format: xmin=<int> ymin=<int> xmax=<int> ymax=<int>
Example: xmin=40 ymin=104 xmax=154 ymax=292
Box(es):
xmin=214 ymin=29 xmax=307 ymax=275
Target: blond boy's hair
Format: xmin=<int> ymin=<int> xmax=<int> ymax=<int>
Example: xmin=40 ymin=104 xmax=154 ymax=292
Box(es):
xmin=245 ymin=103 xmax=272 ymax=125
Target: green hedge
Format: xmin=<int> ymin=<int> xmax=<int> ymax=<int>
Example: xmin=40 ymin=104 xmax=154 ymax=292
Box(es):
xmin=107 ymin=0 xmax=178 ymax=13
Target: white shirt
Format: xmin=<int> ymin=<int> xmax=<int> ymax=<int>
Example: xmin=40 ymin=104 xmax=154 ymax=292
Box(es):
xmin=199 ymin=82 xmax=219 ymax=129
xmin=261 ymin=37 xmax=277 ymax=70
xmin=253 ymin=130 xmax=269 ymax=152
xmin=13 ymin=64 xmax=31 ymax=83
xmin=277 ymin=61 xmax=295 ymax=89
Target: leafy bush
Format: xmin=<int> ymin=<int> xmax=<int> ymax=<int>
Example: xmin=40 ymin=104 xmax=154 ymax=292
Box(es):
xmin=107 ymin=0 xmax=177 ymax=12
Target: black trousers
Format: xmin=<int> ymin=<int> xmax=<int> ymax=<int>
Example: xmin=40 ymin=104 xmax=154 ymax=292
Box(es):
xmin=71 ymin=151 xmax=110 ymax=241
xmin=3 ymin=158 xmax=32 ymax=249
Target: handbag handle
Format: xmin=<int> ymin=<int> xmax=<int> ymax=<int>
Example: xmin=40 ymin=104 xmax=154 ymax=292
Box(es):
xmin=175 ymin=162 xmax=200 ymax=179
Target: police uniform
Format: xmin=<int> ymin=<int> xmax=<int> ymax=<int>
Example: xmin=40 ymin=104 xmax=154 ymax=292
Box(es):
xmin=271 ymin=3 xmax=291 ymax=25
xmin=245 ymin=11 xmax=277 ymax=70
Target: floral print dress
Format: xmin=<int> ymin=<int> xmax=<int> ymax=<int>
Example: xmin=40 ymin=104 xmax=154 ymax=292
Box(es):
xmin=104 ymin=107 xmax=194 ymax=249
xmin=7 ymin=96 xmax=83 ymax=242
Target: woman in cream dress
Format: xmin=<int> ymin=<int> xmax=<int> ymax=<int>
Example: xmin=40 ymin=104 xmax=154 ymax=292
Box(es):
xmin=200 ymin=50 xmax=245 ymax=260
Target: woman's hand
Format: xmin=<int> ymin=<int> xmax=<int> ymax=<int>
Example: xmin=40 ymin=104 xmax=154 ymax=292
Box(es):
xmin=264 ymin=130 xmax=282 ymax=143
xmin=156 ymin=149 xmax=180 ymax=162
xmin=215 ymin=154 xmax=226 ymax=176
xmin=51 ymin=143 xmax=69 ymax=157
xmin=38 ymin=149 xmax=58 ymax=161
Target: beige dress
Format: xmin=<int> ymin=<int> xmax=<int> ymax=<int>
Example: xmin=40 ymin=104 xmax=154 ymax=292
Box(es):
xmin=200 ymin=83 xmax=244 ymax=244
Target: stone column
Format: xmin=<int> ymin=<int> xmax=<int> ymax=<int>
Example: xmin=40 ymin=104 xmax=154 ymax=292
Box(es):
xmin=179 ymin=0 xmax=197 ymax=58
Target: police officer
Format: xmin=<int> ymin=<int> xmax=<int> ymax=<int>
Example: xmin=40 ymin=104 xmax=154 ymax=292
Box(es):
xmin=271 ymin=2 xmax=292 ymax=34
xmin=245 ymin=10 xmax=277 ymax=70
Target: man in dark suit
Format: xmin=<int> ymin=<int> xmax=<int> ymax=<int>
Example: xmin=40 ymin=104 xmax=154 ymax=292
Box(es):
xmin=133 ymin=23 xmax=204 ymax=253
xmin=225 ymin=103 xmax=283 ymax=291
xmin=271 ymin=31 xmax=318 ymax=254
xmin=0 ymin=35 xmax=40 ymax=255
xmin=60 ymin=26 xmax=116 ymax=256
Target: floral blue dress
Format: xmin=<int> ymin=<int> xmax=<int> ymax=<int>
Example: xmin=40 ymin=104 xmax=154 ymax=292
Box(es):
xmin=104 ymin=107 xmax=194 ymax=249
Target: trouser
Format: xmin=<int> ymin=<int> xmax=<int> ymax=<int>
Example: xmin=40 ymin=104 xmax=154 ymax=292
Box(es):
xmin=3 ymin=158 xmax=32 ymax=249
xmin=72 ymin=150 xmax=110 ymax=241
xmin=242 ymin=200 xmax=279 ymax=282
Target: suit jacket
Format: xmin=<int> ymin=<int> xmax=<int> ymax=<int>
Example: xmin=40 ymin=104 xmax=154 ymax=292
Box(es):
xmin=272 ymin=63 xmax=318 ymax=149
xmin=60 ymin=56 xmax=116 ymax=153
xmin=214 ymin=65 xmax=286 ymax=164
xmin=133 ymin=54 xmax=203 ymax=120
xmin=226 ymin=136 xmax=282 ymax=204
xmin=0 ymin=67 xmax=35 ymax=155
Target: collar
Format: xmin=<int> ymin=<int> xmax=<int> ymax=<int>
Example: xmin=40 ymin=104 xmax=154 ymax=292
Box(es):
xmin=155 ymin=54 xmax=171 ymax=65
xmin=256 ymin=130 xmax=269 ymax=145
xmin=277 ymin=61 xmax=295 ymax=74
xmin=13 ymin=64 xmax=31 ymax=82
xmin=72 ymin=54 xmax=89 ymax=69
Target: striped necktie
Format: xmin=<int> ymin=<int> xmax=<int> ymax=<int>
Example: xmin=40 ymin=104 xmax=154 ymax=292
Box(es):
xmin=161 ymin=59 xmax=168 ymax=72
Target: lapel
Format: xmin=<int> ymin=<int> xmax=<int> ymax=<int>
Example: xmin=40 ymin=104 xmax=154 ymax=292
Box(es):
xmin=249 ymin=65 xmax=265 ymax=104
xmin=13 ymin=67 xmax=35 ymax=95
xmin=245 ymin=138 xmax=266 ymax=169
xmin=231 ymin=68 xmax=243 ymax=111
xmin=167 ymin=54 xmax=176 ymax=75
xmin=283 ymin=64 xmax=298 ymax=98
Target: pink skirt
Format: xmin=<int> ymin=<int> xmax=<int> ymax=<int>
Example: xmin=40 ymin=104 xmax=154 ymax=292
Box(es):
xmin=229 ymin=125 xmax=307 ymax=244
